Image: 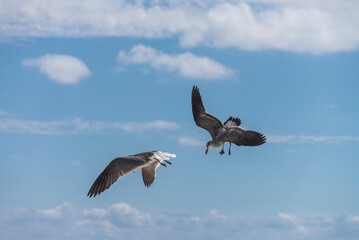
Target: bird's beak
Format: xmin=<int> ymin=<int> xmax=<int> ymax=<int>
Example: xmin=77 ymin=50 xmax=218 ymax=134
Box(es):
xmin=205 ymin=148 xmax=208 ymax=155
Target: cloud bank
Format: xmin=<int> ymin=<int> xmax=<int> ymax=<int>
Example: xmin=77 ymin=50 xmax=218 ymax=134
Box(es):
xmin=1 ymin=202 xmax=359 ymax=240
xmin=118 ymin=45 xmax=232 ymax=80
xmin=0 ymin=117 xmax=179 ymax=135
xmin=1 ymin=116 xmax=358 ymax=146
xmin=268 ymin=135 xmax=359 ymax=143
xmin=1 ymin=0 xmax=359 ymax=53
xmin=22 ymin=54 xmax=91 ymax=85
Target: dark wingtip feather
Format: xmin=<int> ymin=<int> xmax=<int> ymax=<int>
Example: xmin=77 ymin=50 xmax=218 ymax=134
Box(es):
xmin=87 ymin=186 xmax=96 ymax=198
xmin=243 ymin=131 xmax=266 ymax=146
xmin=87 ymin=185 xmax=95 ymax=198
xmin=87 ymin=174 xmax=109 ymax=198
xmin=191 ymin=85 xmax=205 ymax=123
xmin=144 ymin=179 xmax=153 ymax=188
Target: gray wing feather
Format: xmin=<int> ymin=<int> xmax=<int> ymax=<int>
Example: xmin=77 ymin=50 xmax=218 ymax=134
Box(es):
xmin=192 ymin=86 xmax=224 ymax=139
xmin=224 ymin=127 xmax=266 ymax=146
xmin=87 ymin=156 xmax=148 ymax=198
xmin=141 ymin=161 xmax=160 ymax=188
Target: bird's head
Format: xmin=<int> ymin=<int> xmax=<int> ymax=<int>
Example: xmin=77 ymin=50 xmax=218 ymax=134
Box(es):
xmin=205 ymin=141 xmax=213 ymax=155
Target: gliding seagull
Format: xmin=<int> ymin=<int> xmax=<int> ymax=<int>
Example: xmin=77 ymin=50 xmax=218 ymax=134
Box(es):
xmin=87 ymin=151 xmax=176 ymax=198
xmin=191 ymin=86 xmax=266 ymax=155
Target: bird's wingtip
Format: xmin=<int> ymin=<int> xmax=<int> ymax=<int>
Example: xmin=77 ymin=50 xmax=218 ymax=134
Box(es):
xmin=192 ymin=85 xmax=200 ymax=94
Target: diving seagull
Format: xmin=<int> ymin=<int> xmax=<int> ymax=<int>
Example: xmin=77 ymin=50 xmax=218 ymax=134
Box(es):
xmin=191 ymin=85 xmax=266 ymax=155
xmin=87 ymin=151 xmax=176 ymax=198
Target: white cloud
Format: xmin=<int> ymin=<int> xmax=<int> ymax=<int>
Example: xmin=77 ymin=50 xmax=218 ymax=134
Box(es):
xmin=278 ymin=212 xmax=300 ymax=222
xmin=0 ymin=110 xmax=9 ymax=116
xmin=75 ymin=219 xmax=121 ymax=238
xmin=323 ymin=104 xmax=337 ymax=109
xmin=177 ymin=136 xmax=204 ymax=146
xmin=70 ymin=160 xmax=82 ymax=167
xmin=268 ymin=135 xmax=359 ymax=143
xmin=2 ymin=0 xmax=357 ymax=53
xmin=83 ymin=208 xmax=108 ymax=218
xmin=207 ymin=209 xmax=227 ymax=221
xmin=120 ymin=120 xmax=180 ymax=132
xmin=39 ymin=202 xmax=72 ymax=219
xmin=22 ymin=54 xmax=91 ymax=84
xmin=1 ymin=203 xmax=359 ymax=240
xmin=0 ymin=118 xmax=72 ymax=135
xmin=351 ymin=216 xmax=359 ymax=223
xmin=109 ymin=203 xmax=154 ymax=227
xmin=0 ymin=117 xmax=179 ymax=135
xmin=188 ymin=1 xmax=359 ymax=54
xmin=118 ymin=45 xmax=232 ymax=80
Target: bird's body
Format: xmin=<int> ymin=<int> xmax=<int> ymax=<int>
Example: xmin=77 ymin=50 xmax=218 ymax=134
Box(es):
xmin=87 ymin=151 xmax=176 ymax=198
xmin=191 ymin=86 xmax=266 ymax=155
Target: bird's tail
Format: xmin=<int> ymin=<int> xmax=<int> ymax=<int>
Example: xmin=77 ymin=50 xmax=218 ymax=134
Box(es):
xmin=154 ymin=151 xmax=176 ymax=161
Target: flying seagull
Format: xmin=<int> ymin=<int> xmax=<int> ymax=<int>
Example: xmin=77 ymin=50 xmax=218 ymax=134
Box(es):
xmin=87 ymin=151 xmax=176 ymax=198
xmin=191 ymin=85 xmax=266 ymax=155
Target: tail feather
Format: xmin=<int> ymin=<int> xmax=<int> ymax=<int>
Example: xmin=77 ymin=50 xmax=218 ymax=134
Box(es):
xmin=154 ymin=151 xmax=176 ymax=161
xmin=224 ymin=117 xmax=241 ymax=127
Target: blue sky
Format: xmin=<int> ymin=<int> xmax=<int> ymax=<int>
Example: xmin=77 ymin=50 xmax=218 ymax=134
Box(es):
xmin=1 ymin=0 xmax=359 ymax=239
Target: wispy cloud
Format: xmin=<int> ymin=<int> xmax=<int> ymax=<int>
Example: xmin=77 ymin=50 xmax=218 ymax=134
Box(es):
xmin=323 ymin=104 xmax=337 ymax=109
xmin=177 ymin=136 xmax=204 ymax=146
xmin=70 ymin=161 xmax=81 ymax=167
xmin=0 ymin=110 xmax=9 ymax=116
xmin=118 ymin=45 xmax=233 ymax=80
xmin=2 ymin=1 xmax=357 ymax=53
xmin=22 ymin=54 xmax=91 ymax=85
xmin=0 ymin=117 xmax=179 ymax=135
xmin=268 ymin=135 xmax=359 ymax=143
xmin=1 ymin=202 xmax=359 ymax=240
xmin=120 ymin=120 xmax=179 ymax=132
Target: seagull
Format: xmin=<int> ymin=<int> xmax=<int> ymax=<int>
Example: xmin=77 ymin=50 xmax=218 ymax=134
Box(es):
xmin=87 ymin=151 xmax=176 ymax=198
xmin=191 ymin=85 xmax=266 ymax=155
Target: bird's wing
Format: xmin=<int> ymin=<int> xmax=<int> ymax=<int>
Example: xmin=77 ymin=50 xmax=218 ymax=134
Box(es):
xmin=223 ymin=117 xmax=241 ymax=128
xmin=87 ymin=156 xmax=147 ymax=198
xmin=142 ymin=161 xmax=160 ymax=187
xmin=192 ymin=86 xmax=224 ymax=139
xmin=224 ymin=127 xmax=266 ymax=146
xmin=141 ymin=151 xmax=176 ymax=187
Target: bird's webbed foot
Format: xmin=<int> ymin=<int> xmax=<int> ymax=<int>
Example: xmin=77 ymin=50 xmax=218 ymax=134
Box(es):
xmin=219 ymin=144 xmax=225 ymax=155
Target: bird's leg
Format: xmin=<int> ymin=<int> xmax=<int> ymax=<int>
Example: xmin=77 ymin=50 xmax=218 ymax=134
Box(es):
xmin=219 ymin=144 xmax=225 ymax=155
xmin=155 ymin=159 xmax=167 ymax=167
xmin=228 ymin=143 xmax=232 ymax=155
xmin=164 ymin=160 xmax=172 ymax=165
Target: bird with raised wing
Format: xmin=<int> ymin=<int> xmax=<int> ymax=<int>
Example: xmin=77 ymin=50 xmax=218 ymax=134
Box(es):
xmin=87 ymin=151 xmax=176 ymax=198
xmin=191 ymin=85 xmax=266 ymax=155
